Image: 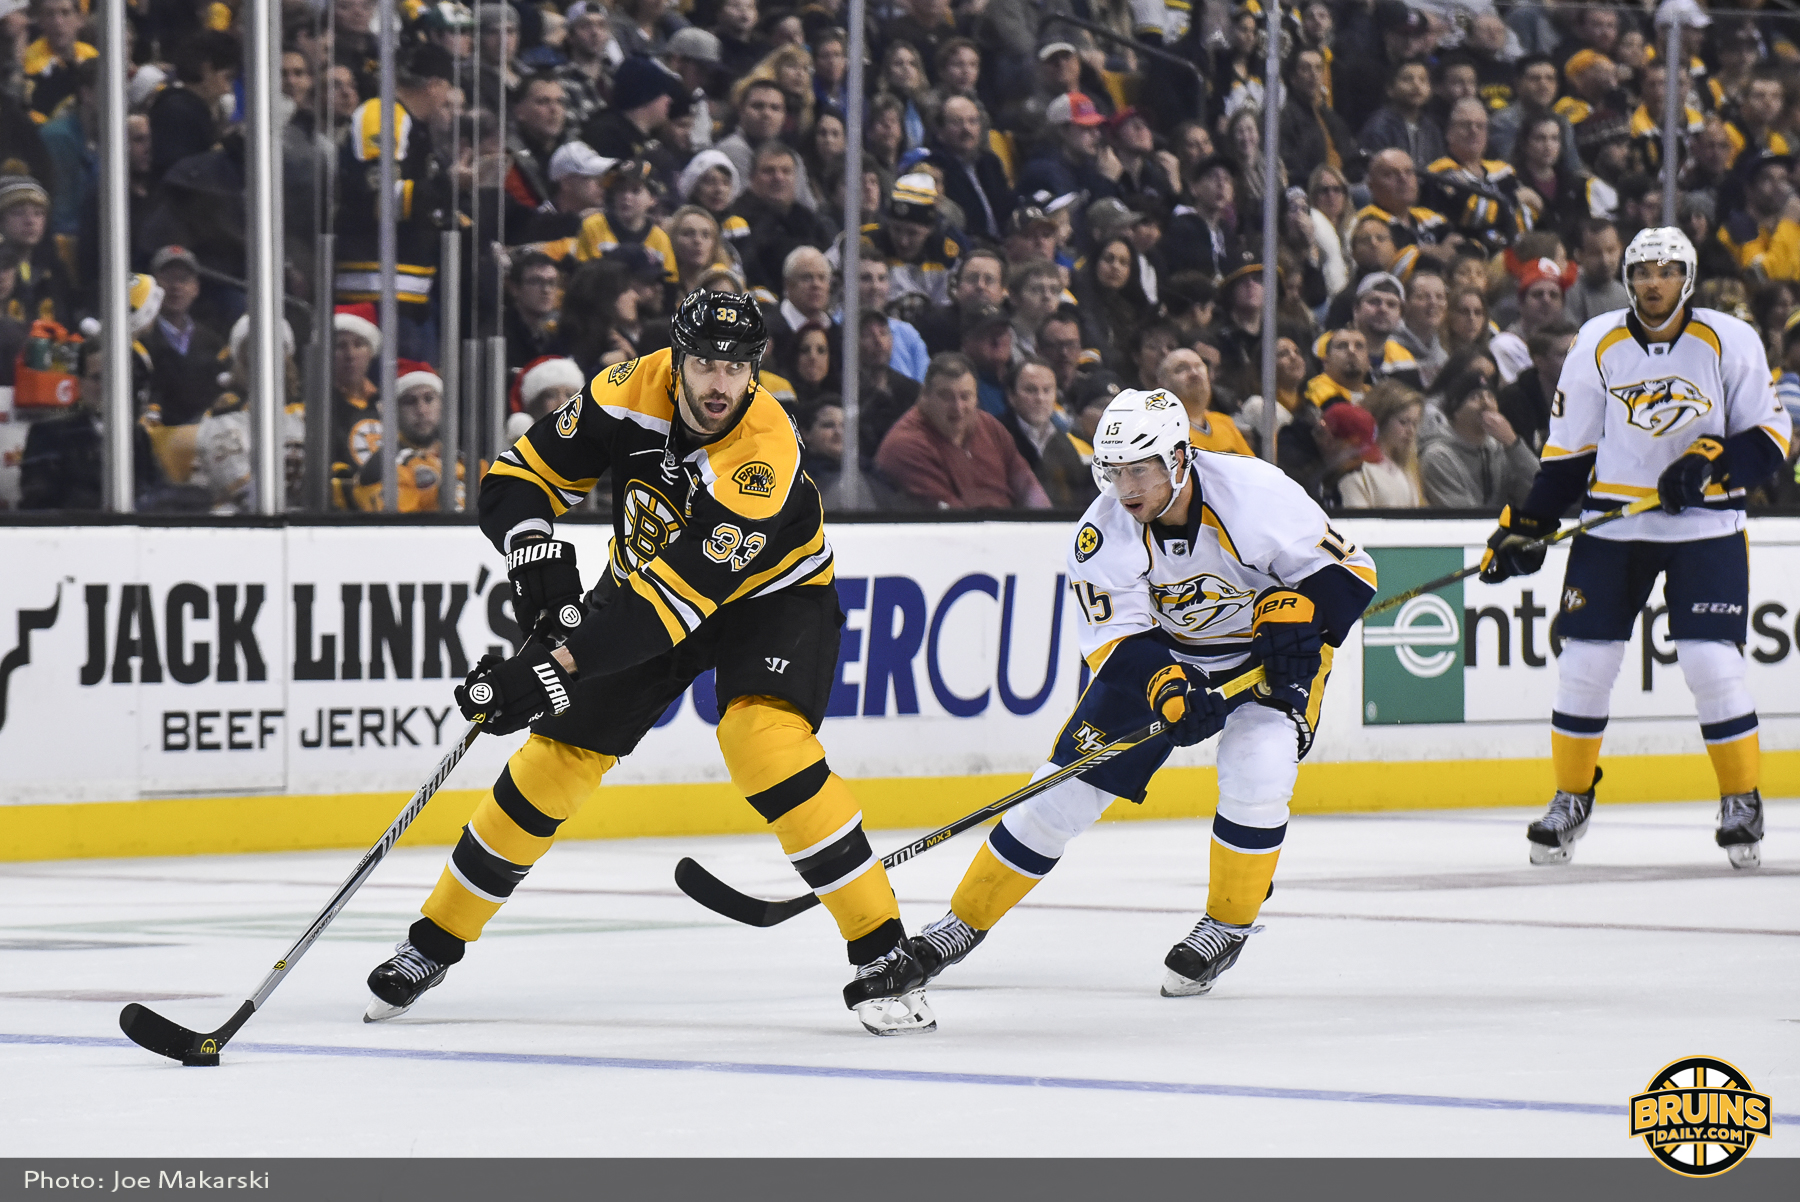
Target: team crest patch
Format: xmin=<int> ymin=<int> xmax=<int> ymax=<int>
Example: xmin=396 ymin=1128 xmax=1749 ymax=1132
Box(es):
xmin=1562 ymin=586 xmax=1586 ymax=612
xmin=554 ymin=393 xmax=582 ymax=438
xmin=1149 ymin=573 xmax=1256 ymax=635
xmin=1074 ymin=523 xmax=1103 ymax=562
xmin=606 ymin=358 xmax=637 ymax=387
xmin=1611 ymin=376 xmax=1713 ymax=436
xmin=733 ymin=461 xmax=777 ymax=496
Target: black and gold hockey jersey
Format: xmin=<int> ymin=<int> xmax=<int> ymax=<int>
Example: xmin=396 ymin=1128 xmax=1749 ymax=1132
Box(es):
xmin=479 ymin=347 xmax=834 ymax=676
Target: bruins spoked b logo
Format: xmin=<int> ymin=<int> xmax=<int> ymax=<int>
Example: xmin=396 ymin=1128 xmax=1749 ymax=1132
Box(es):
xmin=1630 ymin=1056 xmax=1771 ymax=1177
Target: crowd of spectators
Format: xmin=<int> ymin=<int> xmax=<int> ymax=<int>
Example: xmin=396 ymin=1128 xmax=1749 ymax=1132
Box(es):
xmin=3 ymin=0 xmax=1800 ymax=513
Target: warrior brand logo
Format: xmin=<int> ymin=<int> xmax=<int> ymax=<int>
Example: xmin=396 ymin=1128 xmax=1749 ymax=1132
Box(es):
xmin=1072 ymin=722 xmax=1108 ymax=754
xmin=555 ymin=393 xmax=582 ymax=438
xmin=1611 ymin=375 xmax=1714 ymax=436
xmin=764 ymin=656 xmax=789 ymax=674
xmin=1630 ymin=1056 xmax=1770 ymax=1177
xmin=504 ymin=541 xmax=564 ymax=571
xmin=733 ymin=461 xmax=777 ymax=497
xmin=1074 ymin=523 xmax=1103 ymax=562
xmin=468 ymin=682 xmax=494 ymax=706
xmin=532 ymin=661 xmax=571 ymax=714
xmin=619 ymin=482 xmax=685 ymax=571
xmin=1149 ymin=573 xmax=1255 ymax=636
xmin=558 ymin=603 xmax=583 ymax=628
xmin=607 ymin=358 xmax=637 ymax=387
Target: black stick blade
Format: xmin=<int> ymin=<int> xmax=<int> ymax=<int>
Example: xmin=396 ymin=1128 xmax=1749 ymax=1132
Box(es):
xmin=120 ymin=1000 xmax=252 ymax=1066
xmin=673 ymin=857 xmax=820 ymax=927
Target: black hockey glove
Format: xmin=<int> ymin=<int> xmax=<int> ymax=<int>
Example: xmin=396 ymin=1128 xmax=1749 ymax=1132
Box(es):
xmin=1249 ymin=588 xmax=1323 ymax=714
xmin=505 ymin=537 xmax=584 ymax=638
xmin=1657 ymin=435 xmax=1725 ymax=515
xmin=454 ymin=644 xmax=576 ymax=736
xmin=1146 ymin=664 xmax=1229 ymax=748
xmin=1478 ymin=505 xmax=1556 ymax=584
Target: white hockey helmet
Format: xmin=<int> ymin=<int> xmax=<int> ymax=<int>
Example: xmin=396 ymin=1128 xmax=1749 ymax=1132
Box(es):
xmin=1090 ymin=388 xmax=1191 ymax=508
xmin=1622 ymin=225 xmax=1696 ymax=330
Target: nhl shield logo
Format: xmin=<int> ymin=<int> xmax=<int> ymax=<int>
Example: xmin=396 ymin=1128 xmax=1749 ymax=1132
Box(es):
xmin=1610 ymin=375 xmax=1713 ymax=436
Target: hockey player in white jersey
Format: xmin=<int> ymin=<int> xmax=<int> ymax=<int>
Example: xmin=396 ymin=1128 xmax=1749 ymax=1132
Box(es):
xmin=908 ymin=389 xmax=1377 ymax=996
xmin=1481 ymin=227 xmax=1792 ymax=868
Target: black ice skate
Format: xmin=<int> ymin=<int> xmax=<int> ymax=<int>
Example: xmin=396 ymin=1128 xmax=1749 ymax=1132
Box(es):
xmin=909 ymin=912 xmax=987 ymax=984
xmin=1161 ymin=916 xmax=1260 ymax=997
xmin=1527 ymin=767 xmax=1601 ymax=865
xmin=365 ymin=939 xmax=452 ymax=1022
xmin=1717 ymin=790 xmax=1764 ymax=870
xmin=844 ymin=943 xmax=935 ymax=1035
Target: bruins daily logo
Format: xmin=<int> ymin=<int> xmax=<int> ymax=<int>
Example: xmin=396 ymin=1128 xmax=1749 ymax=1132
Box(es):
xmin=1630 ymin=1056 xmax=1770 ymax=1177
xmin=555 ymin=393 xmax=582 ymax=439
xmin=1074 ymin=523 xmax=1103 ymax=562
xmin=1149 ymin=573 xmax=1256 ymax=635
xmin=733 ymin=461 xmax=777 ymax=497
xmin=606 ymin=358 xmax=637 ymax=387
xmin=1611 ymin=376 xmax=1713 ymax=436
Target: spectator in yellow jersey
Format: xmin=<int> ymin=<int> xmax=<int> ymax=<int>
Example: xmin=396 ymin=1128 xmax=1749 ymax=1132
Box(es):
xmin=575 ymin=159 xmax=678 ymax=284
xmin=21 ymin=0 xmax=94 ymax=125
xmin=1718 ymin=151 xmax=1800 ymax=282
xmin=1157 ymin=347 xmax=1252 ymax=456
xmin=352 ymin=361 xmax=467 ymax=512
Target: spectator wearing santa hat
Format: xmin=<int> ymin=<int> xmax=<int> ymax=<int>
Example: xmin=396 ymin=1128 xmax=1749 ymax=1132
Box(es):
xmin=506 ymin=355 xmax=587 ymax=441
xmin=1488 ymin=256 xmax=1569 ymax=385
xmin=329 ymin=302 xmax=383 ymax=509
xmin=351 ymin=359 xmax=467 ymax=512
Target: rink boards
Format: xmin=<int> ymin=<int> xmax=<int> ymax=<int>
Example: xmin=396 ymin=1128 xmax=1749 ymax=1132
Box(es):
xmin=1 ymin=517 xmax=1797 ymax=859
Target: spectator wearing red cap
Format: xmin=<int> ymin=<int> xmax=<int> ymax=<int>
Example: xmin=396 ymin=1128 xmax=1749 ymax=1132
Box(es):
xmin=329 ymin=303 xmax=382 ymax=509
xmin=1338 ymin=381 xmax=1426 ymax=508
xmin=351 ymin=360 xmax=466 ymax=512
xmin=1488 ymin=256 xmax=1569 ymax=384
xmin=1018 ymin=92 xmax=1119 ymax=216
xmin=1418 ymin=369 xmax=1539 ymax=509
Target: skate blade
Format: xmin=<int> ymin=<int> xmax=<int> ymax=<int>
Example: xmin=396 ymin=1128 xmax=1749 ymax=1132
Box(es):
xmin=363 ymin=996 xmax=414 ymax=1023
xmin=1528 ymin=840 xmax=1573 ymax=865
xmin=1160 ymin=969 xmax=1215 ymax=998
xmin=1726 ymin=843 xmax=1762 ymax=870
xmin=854 ymin=989 xmax=937 ymax=1036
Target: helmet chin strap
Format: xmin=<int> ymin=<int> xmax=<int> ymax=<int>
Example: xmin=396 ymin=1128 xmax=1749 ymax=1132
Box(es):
xmin=1149 ymin=452 xmax=1192 ymax=522
xmin=1638 ymin=299 xmax=1685 ymax=337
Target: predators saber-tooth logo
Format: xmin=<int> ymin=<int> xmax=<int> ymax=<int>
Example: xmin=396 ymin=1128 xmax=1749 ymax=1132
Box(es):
xmin=1630 ymin=1056 xmax=1771 ymax=1177
xmin=1150 ymin=573 xmax=1255 ymax=635
xmin=1611 ymin=375 xmax=1714 ymax=436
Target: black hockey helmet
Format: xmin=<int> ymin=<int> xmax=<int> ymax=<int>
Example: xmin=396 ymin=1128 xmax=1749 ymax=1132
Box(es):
xmin=670 ymin=289 xmax=769 ymax=367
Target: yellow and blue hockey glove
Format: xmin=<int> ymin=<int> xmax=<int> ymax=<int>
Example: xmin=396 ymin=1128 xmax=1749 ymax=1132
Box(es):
xmin=1657 ymin=435 xmax=1725 ymax=514
xmin=1478 ymin=505 xmax=1556 ymax=584
xmin=1146 ymin=664 xmax=1228 ymax=747
xmin=1249 ymin=588 xmax=1323 ymax=716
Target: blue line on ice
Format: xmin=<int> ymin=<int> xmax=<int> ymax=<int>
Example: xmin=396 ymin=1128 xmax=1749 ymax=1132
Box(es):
xmin=7 ymin=1032 xmax=1797 ymax=1125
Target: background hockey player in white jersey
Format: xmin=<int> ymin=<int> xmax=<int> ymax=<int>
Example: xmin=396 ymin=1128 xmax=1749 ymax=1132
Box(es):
xmin=908 ymin=389 xmax=1376 ymax=997
xmin=1481 ymin=227 xmax=1792 ymax=869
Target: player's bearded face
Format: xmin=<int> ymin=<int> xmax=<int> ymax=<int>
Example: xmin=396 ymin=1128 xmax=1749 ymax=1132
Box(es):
xmin=678 ymin=356 xmax=755 ymax=434
xmin=1628 ymin=260 xmax=1686 ymax=324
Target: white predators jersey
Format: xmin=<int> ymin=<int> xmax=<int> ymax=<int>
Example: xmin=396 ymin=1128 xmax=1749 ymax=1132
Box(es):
xmin=1547 ymin=306 xmax=1792 ymax=542
xmin=1067 ymin=451 xmax=1377 ymax=673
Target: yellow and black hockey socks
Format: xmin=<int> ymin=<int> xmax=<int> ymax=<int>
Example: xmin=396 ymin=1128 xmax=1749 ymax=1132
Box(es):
xmin=1207 ymin=813 xmax=1283 ymax=927
xmin=421 ymin=735 xmax=615 ymax=944
xmin=718 ymin=697 xmax=903 ymax=961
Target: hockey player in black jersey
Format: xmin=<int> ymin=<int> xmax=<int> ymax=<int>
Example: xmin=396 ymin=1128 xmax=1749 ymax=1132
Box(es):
xmin=366 ymin=291 xmax=933 ymax=1035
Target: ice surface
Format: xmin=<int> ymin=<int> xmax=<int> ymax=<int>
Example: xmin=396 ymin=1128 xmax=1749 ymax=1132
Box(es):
xmin=2 ymin=800 xmax=1796 ymax=1157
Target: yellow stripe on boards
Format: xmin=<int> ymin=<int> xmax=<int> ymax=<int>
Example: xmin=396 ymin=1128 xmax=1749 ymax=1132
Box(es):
xmin=3 ymin=751 xmax=1796 ymax=862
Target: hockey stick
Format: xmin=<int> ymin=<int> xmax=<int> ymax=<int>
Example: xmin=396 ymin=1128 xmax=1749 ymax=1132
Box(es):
xmin=119 ymin=718 xmax=484 ymax=1066
xmin=674 ymin=665 xmax=1268 ymax=927
xmin=1361 ymin=496 xmax=1662 ymax=620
